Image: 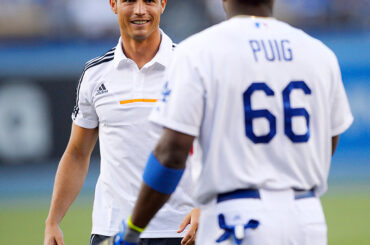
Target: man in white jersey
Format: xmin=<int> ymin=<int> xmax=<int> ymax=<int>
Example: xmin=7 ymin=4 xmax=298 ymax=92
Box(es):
xmin=106 ymin=0 xmax=354 ymax=244
xmin=44 ymin=1 xmax=199 ymax=245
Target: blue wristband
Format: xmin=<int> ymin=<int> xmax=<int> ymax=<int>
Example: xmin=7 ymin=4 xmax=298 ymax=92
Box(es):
xmin=143 ymin=152 xmax=184 ymax=194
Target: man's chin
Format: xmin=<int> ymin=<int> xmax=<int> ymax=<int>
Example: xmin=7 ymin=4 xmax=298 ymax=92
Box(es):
xmin=131 ymin=30 xmax=156 ymax=42
xmin=124 ymin=29 xmax=158 ymax=42
xmin=132 ymin=34 xmax=149 ymax=41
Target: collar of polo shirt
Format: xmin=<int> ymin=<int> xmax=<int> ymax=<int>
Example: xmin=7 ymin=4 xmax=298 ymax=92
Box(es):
xmin=113 ymin=29 xmax=173 ymax=70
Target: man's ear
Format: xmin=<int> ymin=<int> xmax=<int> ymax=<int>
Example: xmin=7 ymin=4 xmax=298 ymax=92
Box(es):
xmin=161 ymin=0 xmax=167 ymax=14
xmin=109 ymin=0 xmax=118 ymax=14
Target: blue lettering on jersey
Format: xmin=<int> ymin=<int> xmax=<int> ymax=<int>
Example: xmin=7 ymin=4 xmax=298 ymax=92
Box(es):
xmin=281 ymin=40 xmax=293 ymax=61
xmin=243 ymin=83 xmax=276 ymax=143
xmin=243 ymin=81 xmax=311 ymax=144
xmin=249 ymin=39 xmax=293 ymax=62
xmin=249 ymin=40 xmax=261 ymax=61
xmin=283 ymin=81 xmax=311 ymax=142
xmin=161 ymin=81 xmax=171 ymax=103
xmin=261 ymin=40 xmax=276 ymax=61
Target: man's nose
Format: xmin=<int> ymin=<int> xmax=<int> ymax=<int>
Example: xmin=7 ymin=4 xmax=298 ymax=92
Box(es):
xmin=134 ymin=1 xmax=146 ymax=15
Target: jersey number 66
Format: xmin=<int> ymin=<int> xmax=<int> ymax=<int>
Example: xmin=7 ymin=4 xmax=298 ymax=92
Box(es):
xmin=243 ymin=81 xmax=312 ymax=144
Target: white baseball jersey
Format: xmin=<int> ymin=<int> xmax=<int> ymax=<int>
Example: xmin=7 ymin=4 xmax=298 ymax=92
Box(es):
xmin=72 ymin=32 xmax=195 ymax=237
xmin=150 ymin=17 xmax=353 ymax=205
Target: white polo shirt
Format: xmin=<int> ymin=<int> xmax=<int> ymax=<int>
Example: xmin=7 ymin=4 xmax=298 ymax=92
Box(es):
xmin=72 ymin=32 xmax=195 ymax=237
xmin=150 ymin=17 xmax=353 ymax=205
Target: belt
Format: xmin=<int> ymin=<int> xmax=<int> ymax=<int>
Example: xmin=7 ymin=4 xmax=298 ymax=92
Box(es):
xmin=217 ymin=188 xmax=315 ymax=203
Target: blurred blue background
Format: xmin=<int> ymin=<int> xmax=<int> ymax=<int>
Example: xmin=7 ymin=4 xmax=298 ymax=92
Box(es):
xmin=0 ymin=0 xmax=369 ymax=208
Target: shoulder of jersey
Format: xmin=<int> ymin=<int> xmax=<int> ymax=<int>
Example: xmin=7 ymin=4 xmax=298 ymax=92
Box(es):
xmin=85 ymin=47 xmax=115 ymax=66
xmin=80 ymin=47 xmax=116 ymax=82
xmin=176 ymin=21 xmax=229 ymax=52
xmin=290 ymin=26 xmax=337 ymax=62
xmin=72 ymin=47 xmax=115 ymax=118
xmin=85 ymin=47 xmax=116 ymax=72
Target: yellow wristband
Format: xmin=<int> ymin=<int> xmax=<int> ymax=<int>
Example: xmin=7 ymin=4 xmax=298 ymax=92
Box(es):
xmin=128 ymin=216 xmax=145 ymax=233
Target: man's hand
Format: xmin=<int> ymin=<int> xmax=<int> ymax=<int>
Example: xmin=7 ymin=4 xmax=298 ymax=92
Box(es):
xmin=177 ymin=208 xmax=200 ymax=245
xmin=44 ymin=222 xmax=64 ymax=245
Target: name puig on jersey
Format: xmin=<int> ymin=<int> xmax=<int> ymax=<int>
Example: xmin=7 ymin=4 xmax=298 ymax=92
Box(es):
xmin=249 ymin=39 xmax=293 ymax=62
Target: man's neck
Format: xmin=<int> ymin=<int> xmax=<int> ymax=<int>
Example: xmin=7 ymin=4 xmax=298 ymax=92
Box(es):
xmin=121 ymin=30 xmax=162 ymax=69
xmin=227 ymin=4 xmax=273 ymax=19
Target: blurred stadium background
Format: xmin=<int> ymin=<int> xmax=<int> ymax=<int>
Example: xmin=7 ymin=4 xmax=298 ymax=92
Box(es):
xmin=0 ymin=0 xmax=369 ymax=244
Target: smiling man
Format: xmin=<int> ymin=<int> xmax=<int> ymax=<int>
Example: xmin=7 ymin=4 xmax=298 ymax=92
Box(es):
xmin=43 ymin=1 xmax=198 ymax=245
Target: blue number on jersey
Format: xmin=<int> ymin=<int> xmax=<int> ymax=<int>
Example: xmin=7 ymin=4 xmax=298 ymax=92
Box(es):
xmin=243 ymin=81 xmax=311 ymax=144
xmin=243 ymin=83 xmax=276 ymax=143
xmin=283 ymin=81 xmax=312 ymax=143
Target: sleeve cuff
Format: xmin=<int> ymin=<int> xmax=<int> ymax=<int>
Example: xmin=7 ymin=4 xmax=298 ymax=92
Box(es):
xmin=331 ymin=115 xmax=354 ymax=136
xmin=72 ymin=116 xmax=99 ymax=129
xmin=150 ymin=114 xmax=199 ymax=137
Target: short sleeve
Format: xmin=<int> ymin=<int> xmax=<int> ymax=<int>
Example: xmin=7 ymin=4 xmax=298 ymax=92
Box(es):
xmin=150 ymin=47 xmax=205 ymax=137
xmin=330 ymin=58 xmax=354 ymax=136
xmin=71 ymin=74 xmax=99 ymax=129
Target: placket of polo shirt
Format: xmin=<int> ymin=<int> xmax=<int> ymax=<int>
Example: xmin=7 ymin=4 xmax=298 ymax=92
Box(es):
xmin=132 ymin=68 xmax=145 ymax=99
xmin=131 ymin=63 xmax=140 ymax=99
xmin=138 ymin=69 xmax=146 ymax=98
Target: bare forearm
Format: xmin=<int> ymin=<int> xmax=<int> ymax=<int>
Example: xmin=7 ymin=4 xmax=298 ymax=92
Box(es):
xmin=332 ymin=135 xmax=339 ymax=156
xmin=46 ymin=152 xmax=90 ymax=225
xmin=131 ymin=183 xmax=171 ymax=228
xmin=131 ymin=129 xmax=195 ymax=228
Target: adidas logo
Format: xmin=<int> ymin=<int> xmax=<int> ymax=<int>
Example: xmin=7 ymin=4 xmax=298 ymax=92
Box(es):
xmin=96 ymin=83 xmax=108 ymax=95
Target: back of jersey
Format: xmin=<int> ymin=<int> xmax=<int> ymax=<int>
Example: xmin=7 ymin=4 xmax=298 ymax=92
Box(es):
xmin=151 ymin=16 xmax=353 ymax=205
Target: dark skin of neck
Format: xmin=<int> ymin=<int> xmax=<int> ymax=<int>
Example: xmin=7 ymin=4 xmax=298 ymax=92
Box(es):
xmin=224 ymin=1 xmax=273 ymax=19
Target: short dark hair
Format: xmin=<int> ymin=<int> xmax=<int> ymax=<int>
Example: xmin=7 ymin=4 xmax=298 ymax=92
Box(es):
xmin=236 ymin=0 xmax=271 ymax=5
